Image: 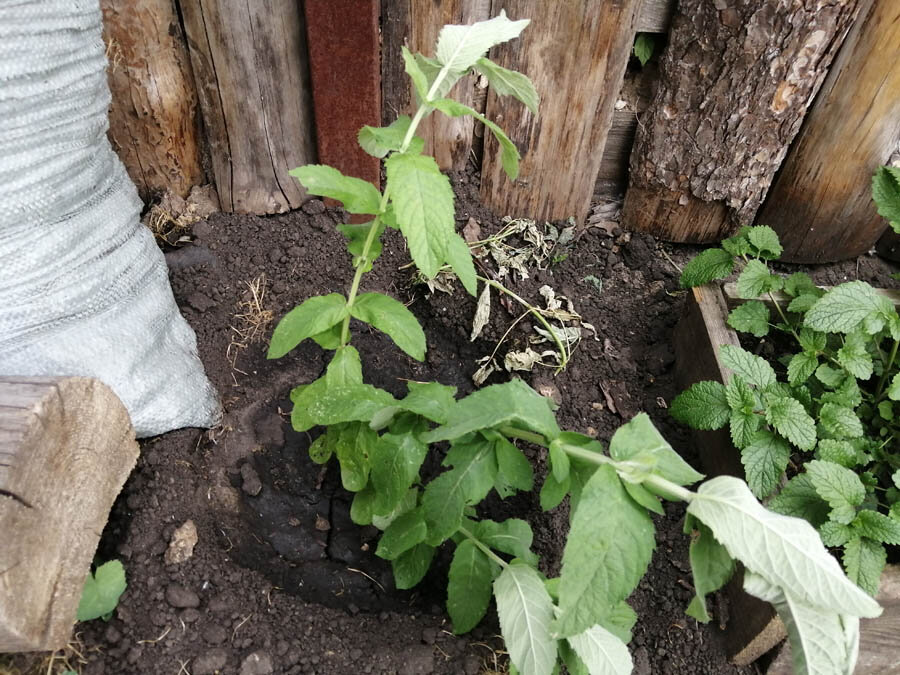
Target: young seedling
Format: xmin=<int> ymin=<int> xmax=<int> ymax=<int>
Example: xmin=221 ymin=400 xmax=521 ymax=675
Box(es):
xmin=269 ymin=15 xmax=881 ymax=674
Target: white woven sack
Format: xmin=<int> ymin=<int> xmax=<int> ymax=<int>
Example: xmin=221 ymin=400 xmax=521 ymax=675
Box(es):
xmin=0 ymin=0 xmax=221 ymax=437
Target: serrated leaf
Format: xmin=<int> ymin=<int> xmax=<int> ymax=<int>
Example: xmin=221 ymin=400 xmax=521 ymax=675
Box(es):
xmin=820 ymin=521 xmax=853 ymax=547
xmin=747 ymin=225 xmax=783 ymax=259
xmin=765 ymin=394 xmax=816 ymax=450
xmin=727 ymin=301 xmax=770 ymax=337
xmin=687 ymin=476 xmax=881 ymax=618
xmin=268 ymin=293 xmax=348 ymax=359
xmin=836 ymin=331 xmax=873 ymax=380
xmin=385 ymin=152 xmax=454 ymax=278
xmin=292 ymin=383 xmax=397 ymax=432
xmin=494 ymin=436 xmax=534 ymax=497
xmin=335 ymin=422 xmax=377 ymax=491
xmin=743 ymin=572 xmax=860 ymax=675
xmin=393 ymin=543 xmax=435 ymax=589
xmin=325 ymin=346 xmax=363 ymax=388
xmin=445 ymin=231 xmax=478 ymax=296
xmin=685 ymin=523 xmax=734 ymax=622
xmin=819 ymin=403 xmax=864 ymax=439
xmin=632 ymin=32 xmax=655 ymax=66
xmin=376 ymin=510 xmax=427 ymax=560
xmin=494 ymin=561 xmax=557 ymax=675
xmin=807 ymin=460 xmax=865 ymax=525
xmin=679 ymin=248 xmax=734 ymax=288
xmin=358 ymin=116 xmax=412 ymax=158
xmin=424 ymin=379 xmax=560 ymax=443
xmin=768 ymin=474 xmax=832 ymax=527
xmin=431 ymin=98 xmax=521 ymax=180
xmin=447 ymin=540 xmax=494 ymax=633
xmin=474 ymin=57 xmax=539 ymax=114
xmin=290 ymin=165 xmax=382 ymax=215
xmin=816 ymin=439 xmax=858 ymax=468
xmin=843 ymin=537 xmax=886 ymax=596
xmin=784 ymin=272 xmax=819 ymax=299
xmin=474 ymin=518 xmax=538 ymax=565
xmin=787 ymin=293 xmax=820 ymax=313
xmin=730 ymin=407 xmax=761 ymax=450
xmin=77 ymin=560 xmax=126 ymax=622
xmin=720 ymin=345 xmax=777 ymax=388
xmin=555 ymin=465 xmax=655 ymax=637
xmin=797 ymin=327 xmax=827 ymax=353
xmin=804 ymin=281 xmax=886 ymax=334
xmin=443 ymin=436 xmax=498 ymax=502
xmin=568 ymin=624 xmax=633 ymax=675
xmin=351 ymin=292 xmax=426 ymax=361
xmin=540 ymin=471 xmax=570 ymax=511
xmin=398 ymin=381 xmax=458 ymax=424
xmin=370 ymin=430 xmax=427 ymax=515
xmin=337 ymin=220 xmax=385 ymax=273
xmin=787 ymin=352 xmax=818 ymax=386
xmin=436 ymin=10 xmax=530 ymax=74
xmin=852 ymin=510 xmax=900 ymax=545
xmin=670 ymin=381 xmax=730 ymax=430
xmin=721 ymin=231 xmax=752 ymax=256
xmin=736 ymin=259 xmax=781 ymax=298
xmin=401 ymin=46 xmax=430 ymax=102
xmin=609 ymin=413 xmax=704 ymax=486
xmin=872 ymin=165 xmax=900 ymax=227
xmin=741 ymin=430 xmax=791 ymax=498
xmin=816 ymin=363 xmax=846 ymax=388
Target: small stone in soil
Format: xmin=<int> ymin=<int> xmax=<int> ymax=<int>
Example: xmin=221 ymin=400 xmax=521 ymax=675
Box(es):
xmin=193 ymin=647 xmax=229 ymax=675
xmin=186 ymin=291 xmax=216 ymax=313
xmin=240 ymin=463 xmax=262 ymax=496
xmin=240 ymin=650 xmax=274 ymax=675
xmin=165 ymin=583 xmax=200 ymax=609
xmin=301 ymin=199 xmax=326 ymax=215
xmin=202 ymin=623 xmax=229 ymax=645
xmin=164 ymin=519 xmax=198 ymax=565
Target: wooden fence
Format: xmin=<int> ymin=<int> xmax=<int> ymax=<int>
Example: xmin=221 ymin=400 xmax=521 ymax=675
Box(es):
xmin=104 ymin=0 xmax=899 ymax=264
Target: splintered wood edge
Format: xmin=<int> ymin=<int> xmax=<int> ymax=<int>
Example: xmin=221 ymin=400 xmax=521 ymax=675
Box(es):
xmin=0 ymin=377 xmax=139 ymax=652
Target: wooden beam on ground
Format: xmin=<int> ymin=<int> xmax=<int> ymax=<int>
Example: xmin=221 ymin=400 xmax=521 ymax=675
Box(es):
xmin=757 ymin=0 xmax=900 ymax=263
xmin=481 ymin=0 xmax=642 ymax=224
xmin=101 ymin=0 xmax=204 ymax=200
xmin=0 ymin=377 xmax=138 ymax=652
xmin=621 ymin=0 xmax=860 ymax=243
xmin=181 ymin=0 xmax=316 ymax=214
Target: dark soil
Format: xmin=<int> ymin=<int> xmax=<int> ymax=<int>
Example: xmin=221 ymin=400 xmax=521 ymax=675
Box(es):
xmin=8 ymin=172 xmax=898 ymax=675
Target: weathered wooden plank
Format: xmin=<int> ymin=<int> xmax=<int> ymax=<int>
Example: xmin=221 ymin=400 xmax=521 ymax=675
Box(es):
xmin=0 ymin=377 xmax=138 ymax=652
xmin=101 ymin=0 xmax=203 ymax=200
xmin=722 ymin=282 xmax=900 ymax=310
xmin=637 ymin=0 xmax=674 ymax=33
xmin=181 ymin=0 xmax=316 ymax=214
xmin=758 ymin=0 xmax=900 ymax=263
xmin=481 ymin=0 xmax=642 ymax=225
xmin=622 ymin=0 xmax=860 ymax=243
xmin=381 ymin=0 xmax=411 ymax=126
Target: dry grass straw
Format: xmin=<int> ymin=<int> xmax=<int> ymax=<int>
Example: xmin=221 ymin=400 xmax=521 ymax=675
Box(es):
xmin=227 ymin=274 xmax=274 ymax=379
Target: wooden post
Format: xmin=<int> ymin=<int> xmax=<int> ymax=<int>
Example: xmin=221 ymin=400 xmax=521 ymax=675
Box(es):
xmin=480 ymin=0 xmax=643 ymax=225
xmin=0 ymin=377 xmax=138 ymax=652
xmin=621 ymin=0 xmax=860 ymax=243
xmin=757 ymin=0 xmax=900 ymax=263
xmin=180 ymin=0 xmax=316 ymax=214
xmin=101 ymin=0 xmax=204 ymax=200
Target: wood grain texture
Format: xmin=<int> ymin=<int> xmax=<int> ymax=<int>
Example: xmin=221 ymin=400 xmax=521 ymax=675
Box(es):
xmin=181 ymin=0 xmax=316 ymax=214
xmin=481 ymin=0 xmax=642 ymax=224
xmin=622 ymin=0 xmax=860 ymax=243
xmin=381 ymin=0 xmax=411 ymax=126
xmin=102 ymin=0 xmax=204 ymax=200
xmin=0 ymin=377 xmax=138 ymax=652
xmin=637 ymin=0 xmax=673 ymax=32
xmin=758 ymin=0 xmax=900 ymax=263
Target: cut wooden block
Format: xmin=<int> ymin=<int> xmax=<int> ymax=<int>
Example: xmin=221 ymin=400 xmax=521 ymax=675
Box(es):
xmin=0 ymin=377 xmax=138 ymax=652
xmin=758 ymin=0 xmax=900 ymax=263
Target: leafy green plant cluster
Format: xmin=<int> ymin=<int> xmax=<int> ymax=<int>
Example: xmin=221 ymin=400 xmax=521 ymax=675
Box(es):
xmin=673 ymin=222 xmax=900 ymax=597
xmin=269 ymin=16 xmax=881 ymax=674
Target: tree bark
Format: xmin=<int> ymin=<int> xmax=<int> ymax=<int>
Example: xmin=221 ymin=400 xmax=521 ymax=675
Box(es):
xmin=180 ymin=0 xmax=316 ymax=214
xmin=101 ymin=0 xmax=204 ymax=200
xmin=622 ymin=0 xmax=860 ymax=243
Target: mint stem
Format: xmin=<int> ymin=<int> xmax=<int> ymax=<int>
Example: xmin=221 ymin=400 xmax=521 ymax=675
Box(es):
xmin=876 ymin=338 xmax=899 ymax=400
xmin=458 ymin=526 xmax=509 ymax=569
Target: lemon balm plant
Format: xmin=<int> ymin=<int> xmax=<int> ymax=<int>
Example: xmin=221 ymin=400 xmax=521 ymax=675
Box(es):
xmin=268 ymin=15 xmax=880 ymax=675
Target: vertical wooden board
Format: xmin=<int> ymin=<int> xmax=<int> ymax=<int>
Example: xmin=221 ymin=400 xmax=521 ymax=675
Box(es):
xmin=102 ymin=0 xmax=204 ymax=200
xmin=181 ymin=0 xmax=316 ymax=214
xmin=408 ymin=0 xmax=490 ymax=171
xmin=480 ymin=0 xmax=642 ymax=224
xmin=381 ymin=0 xmax=411 ymax=125
xmin=304 ymin=0 xmax=381 ymax=188
xmin=758 ymin=0 xmax=900 ymax=263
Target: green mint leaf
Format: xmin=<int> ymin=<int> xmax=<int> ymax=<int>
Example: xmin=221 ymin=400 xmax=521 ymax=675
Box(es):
xmin=393 ymin=543 xmax=435 ymax=590
xmin=436 ymin=10 xmax=530 ymax=74
xmin=725 ymin=374 xmax=756 ymax=412
xmin=290 ymin=165 xmax=382 ymax=215
xmin=746 ymin=225 xmax=783 ymax=259
xmin=816 ymin=363 xmax=846 ymax=389
xmin=727 ymin=300 xmax=770 ymax=337
xmin=721 ymin=230 xmax=752 ymax=256
xmin=764 ymin=394 xmax=816 ymax=450
xmin=624 ymin=481 xmax=664 ymax=514
xmin=445 ymin=230 xmax=478 ymax=295
xmin=424 ymin=379 xmax=560 ymax=443
xmin=268 ymin=293 xmax=348 ymax=359
xmin=494 ymin=561 xmax=557 ymax=675
xmin=412 ymin=53 xmax=461 ymax=102
xmin=843 ymin=537 xmax=886 ymax=596
xmin=337 ymin=220 xmax=385 ymax=273
xmin=768 ymin=474 xmax=831 ymax=527
xmin=311 ymin=323 xmax=343 ymax=350
xmin=687 ymin=476 xmax=881 ymax=618
xmin=555 ymin=465 xmax=655 ymax=637
xmin=493 ymin=436 xmax=534 ymax=497
xmin=351 ymin=292 xmax=426 ymax=361
xmin=609 ymin=413 xmax=704 ymax=486
xmin=888 ymin=373 xmax=900 ymax=401
xmin=820 ymin=403 xmax=864 ymax=439
xmin=431 ymin=98 xmax=521 ymax=180
xmin=787 ymin=293 xmax=820 ymax=313
xmin=549 ymin=438 xmax=571 ymax=482
xmin=852 ymin=510 xmax=900 ymax=545
xmin=797 ymin=327 xmax=826 ymax=353
xmin=568 ymin=624 xmax=633 ymax=675
xmin=787 ymin=352 xmax=818 ymax=386
xmin=632 ymin=32 xmax=655 ymax=66
xmin=806 ymin=459 xmax=866 ymax=525
xmin=872 ymin=166 xmax=900 ymax=228
xmin=335 ymin=422 xmax=376 ymax=491
xmin=371 ymin=430 xmax=428 ymax=515
xmin=308 ymin=430 xmax=334 ymax=464
xmin=879 ymin=400 xmax=894 ymax=421
xmin=401 ymin=46 xmax=430 ymax=102
xmin=730 ymin=407 xmax=761 ymax=450
xmin=325 ymin=346 xmax=363 ymax=388
xmin=292 ymin=383 xmax=397 ymax=432
xmin=376 ymin=509 xmax=428 ymax=560
xmin=474 ymin=518 xmax=538 ymax=565
xmin=358 ymin=116 xmax=412 ymax=158
xmin=736 ymin=259 xmax=782 ymax=298
xmin=741 ymin=430 xmax=791 ymax=498
xmin=783 ymin=272 xmax=819 ymax=298
xmin=474 ymin=57 xmax=539 ymax=114
xmin=816 ymin=439 xmax=858 ymax=468
xmin=679 ymin=248 xmax=734 ymax=288
xmin=743 ymin=572 xmax=861 ymax=675
xmin=670 ymin=380 xmax=730 ymax=430
xmin=836 ymin=331 xmax=874 ymax=380
xmin=685 ymin=523 xmax=734 ymax=622
xmin=443 ymin=436 xmax=499 ymax=503
xmin=447 ymin=539 xmax=494 ymax=633
xmin=720 ymin=345 xmax=777 ymax=389
xmin=819 ymin=521 xmax=853 ymax=547
xmin=350 ymin=483 xmax=376 ymax=525
xmin=398 ymin=381 xmax=458 ymax=424
xmin=540 ymin=471 xmax=570 ymax=511
xmin=804 ymin=281 xmax=886 ymax=334
xmin=385 ymin=152 xmax=454 ymax=278
xmin=77 ymin=560 xmax=126 ymax=622
xmin=372 ymin=488 xmax=417 ymax=530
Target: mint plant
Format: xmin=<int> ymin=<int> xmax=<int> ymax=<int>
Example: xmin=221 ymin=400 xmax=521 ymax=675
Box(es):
xmin=673 ymin=222 xmax=900 ymax=599
xmin=268 ymin=15 xmax=881 ymax=674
